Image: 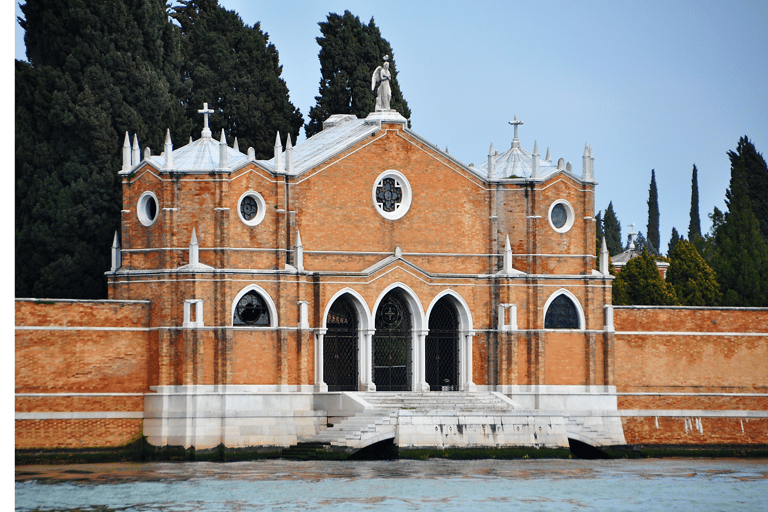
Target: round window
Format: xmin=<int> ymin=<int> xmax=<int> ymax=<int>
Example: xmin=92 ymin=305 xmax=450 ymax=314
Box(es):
xmin=372 ymin=170 xmax=412 ymax=220
xmin=237 ymin=191 xmax=266 ymax=226
xmin=548 ymin=200 xmax=574 ymax=233
xmin=137 ymin=191 xmax=159 ymax=226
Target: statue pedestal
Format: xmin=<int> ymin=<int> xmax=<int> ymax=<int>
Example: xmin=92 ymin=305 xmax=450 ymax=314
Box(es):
xmin=366 ymin=110 xmax=407 ymax=125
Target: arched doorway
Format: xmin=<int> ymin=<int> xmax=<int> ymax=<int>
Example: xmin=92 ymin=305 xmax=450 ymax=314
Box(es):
xmin=425 ymin=297 xmax=459 ymax=391
xmin=324 ymin=294 xmax=359 ymax=391
xmin=373 ymin=290 xmax=412 ymax=391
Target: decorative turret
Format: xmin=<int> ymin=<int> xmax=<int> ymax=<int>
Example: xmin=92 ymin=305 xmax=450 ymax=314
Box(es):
xmin=599 ymin=236 xmax=609 ymax=275
xmin=487 ymin=142 xmax=496 ymax=179
xmin=122 ymin=132 xmax=131 ymax=172
xmin=219 ymin=129 xmax=228 ymax=169
xmin=132 ymin=134 xmax=140 ymax=166
xmin=295 ymin=229 xmax=304 ymax=271
xmin=274 ymin=132 xmax=284 ymax=173
xmin=582 ymin=143 xmax=595 ymax=181
xmin=286 ymin=134 xmax=294 ymax=173
xmin=164 ymin=129 xmax=174 ymax=170
xmin=111 ymin=231 xmax=121 ymax=271
xmin=531 ymin=141 xmax=540 ymax=179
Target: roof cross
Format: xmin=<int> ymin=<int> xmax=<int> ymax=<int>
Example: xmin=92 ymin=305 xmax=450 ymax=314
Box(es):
xmin=198 ymin=102 xmax=214 ymax=138
xmin=508 ymin=115 xmax=524 ymax=140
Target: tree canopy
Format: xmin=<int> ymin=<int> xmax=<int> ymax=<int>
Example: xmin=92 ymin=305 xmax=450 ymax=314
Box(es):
xmin=726 ymin=136 xmax=768 ymax=243
xmin=305 ymin=11 xmax=411 ymax=137
xmin=171 ymin=0 xmax=303 ymax=158
xmin=666 ymin=239 xmax=721 ymax=306
xmin=612 ymin=250 xmax=678 ymax=306
xmin=603 ymin=202 xmax=622 ymax=256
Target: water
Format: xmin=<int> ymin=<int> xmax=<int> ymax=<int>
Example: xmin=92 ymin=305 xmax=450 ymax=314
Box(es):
xmin=15 ymin=458 xmax=768 ymax=511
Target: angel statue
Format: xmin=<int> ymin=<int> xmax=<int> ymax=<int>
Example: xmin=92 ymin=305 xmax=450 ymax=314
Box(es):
xmin=371 ymin=55 xmax=392 ymax=111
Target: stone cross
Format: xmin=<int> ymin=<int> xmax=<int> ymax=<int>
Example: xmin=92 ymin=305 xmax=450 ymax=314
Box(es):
xmin=629 ymin=223 xmax=636 ymax=250
xmin=198 ymin=102 xmax=214 ymax=138
xmin=509 ymin=115 xmax=524 ymax=140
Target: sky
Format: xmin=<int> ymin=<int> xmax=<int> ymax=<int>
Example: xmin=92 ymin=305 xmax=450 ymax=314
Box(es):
xmin=13 ymin=0 xmax=768 ymax=252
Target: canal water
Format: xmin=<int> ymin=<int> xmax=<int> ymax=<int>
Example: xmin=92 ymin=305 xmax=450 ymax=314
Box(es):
xmin=15 ymin=458 xmax=768 ymax=511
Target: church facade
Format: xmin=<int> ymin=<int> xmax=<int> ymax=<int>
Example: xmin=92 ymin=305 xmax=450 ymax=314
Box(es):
xmin=16 ymin=102 xmax=767 ymax=455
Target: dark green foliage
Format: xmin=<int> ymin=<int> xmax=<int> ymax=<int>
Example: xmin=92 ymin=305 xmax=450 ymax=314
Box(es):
xmin=305 ymin=11 xmax=411 ymax=137
xmin=709 ymin=151 xmax=768 ymax=306
xmin=688 ymin=164 xmax=701 ymax=240
xmin=16 ymin=0 xmax=188 ymax=298
xmin=612 ymin=250 xmax=679 ymax=306
xmin=171 ymin=0 xmax=303 ymax=159
xmin=646 ymin=169 xmax=660 ymax=254
xmin=603 ymin=202 xmax=622 ymax=256
xmin=727 ymin=136 xmax=768 ymax=242
xmin=666 ymin=240 xmax=721 ymax=306
xmin=667 ymin=227 xmax=682 ymax=257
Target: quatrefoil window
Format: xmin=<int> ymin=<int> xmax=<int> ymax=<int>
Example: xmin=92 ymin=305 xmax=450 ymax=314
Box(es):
xmin=376 ymin=177 xmax=403 ymax=213
xmin=372 ymin=170 xmax=412 ymax=220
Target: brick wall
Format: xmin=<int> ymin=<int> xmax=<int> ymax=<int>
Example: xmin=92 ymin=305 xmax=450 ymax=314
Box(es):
xmin=15 ymin=299 xmax=151 ymax=449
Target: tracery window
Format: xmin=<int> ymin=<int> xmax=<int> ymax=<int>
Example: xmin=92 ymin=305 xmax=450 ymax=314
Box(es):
xmin=376 ymin=177 xmax=403 ymax=213
xmin=233 ymin=290 xmax=271 ymax=326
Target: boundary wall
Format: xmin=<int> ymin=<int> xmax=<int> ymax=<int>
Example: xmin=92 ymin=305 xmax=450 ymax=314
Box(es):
xmin=614 ymin=306 xmax=768 ymax=446
xmin=15 ymin=299 xmax=151 ymax=448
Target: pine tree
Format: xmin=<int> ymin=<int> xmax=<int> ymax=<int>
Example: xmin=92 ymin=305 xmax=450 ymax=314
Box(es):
xmin=16 ymin=0 xmax=187 ymax=299
xmin=305 ymin=11 xmax=411 ymax=137
xmin=172 ymin=0 xmax=303 ymax=159
xmin=709 ymin=154 xmax=768 ymax=306
xmin=646 ymin=169 xmax=660 ymax=254
xmin=667 ymin=227 xmax=682 ymax=257
xmin=727 ymin=136 xmax=768 ymax=242
xmin=612 ymin=250 xmax=678 ymax=306
xmin=666 ymin=240 xmax=721 ymax=306
xmin=603 ymin=202 xmax=622 ymax=256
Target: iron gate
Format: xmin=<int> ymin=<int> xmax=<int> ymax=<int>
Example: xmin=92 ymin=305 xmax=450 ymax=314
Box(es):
xmin=373 ymin=291 xmax=411 ymax=391
xmin=425 ymin=298 xmax=459 ymax=391
xmin=324 ymin=295 xmax=358 ymax=391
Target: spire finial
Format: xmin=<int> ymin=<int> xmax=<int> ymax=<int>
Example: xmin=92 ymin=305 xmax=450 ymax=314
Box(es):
xmin=198 ymin=102 xmax=214 ymax=138
xmin=122 ymin=132 xmax=131 ymax=172
xmin=164 ymin=129 xmax=174 ymax=169
xmin=219 ymin=129 xmax=228 ymax=168
xmin=600 ymin=236 xmax=609 ymax=275
xmin=190 ymin=228 xmax=199 ymax=266
xmin=132 ymin=134 xmax=140 ymax=166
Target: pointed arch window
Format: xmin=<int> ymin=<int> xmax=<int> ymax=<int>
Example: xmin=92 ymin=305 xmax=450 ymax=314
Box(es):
xmin=544 ymin=294 xmax=580 ymax=329
xmin=234 ymin=290 xmax=271 ymax=326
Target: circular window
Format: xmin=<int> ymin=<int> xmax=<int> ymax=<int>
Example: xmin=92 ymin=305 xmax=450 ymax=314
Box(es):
xmin=137 ymin=191 xmax=159 ymax=226
xmin=372 ymin=170 xmax=412 ymax=220
xmin=238 ymin=191 xmax=266 ymax=226
xmin=548 ymin=199 xmax=574 ymax=233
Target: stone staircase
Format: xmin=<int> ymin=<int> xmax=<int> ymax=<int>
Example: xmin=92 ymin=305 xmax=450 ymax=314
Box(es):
xmin=357 ymin=391 xmax=520 ymax=412
xmin=565 ymin=415 xmax=626 ymax=446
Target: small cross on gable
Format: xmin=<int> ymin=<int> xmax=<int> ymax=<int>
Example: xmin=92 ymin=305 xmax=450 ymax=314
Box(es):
xmin=198 ymin=102 xmax=215 ymax=138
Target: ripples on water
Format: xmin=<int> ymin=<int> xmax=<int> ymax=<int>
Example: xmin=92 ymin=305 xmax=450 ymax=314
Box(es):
xmin=15 ymin=458 xmax=768 ymax=511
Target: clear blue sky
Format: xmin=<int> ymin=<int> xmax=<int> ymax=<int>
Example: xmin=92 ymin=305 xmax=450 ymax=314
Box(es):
xmin=14 ymin=1 xmax=768 ymax=251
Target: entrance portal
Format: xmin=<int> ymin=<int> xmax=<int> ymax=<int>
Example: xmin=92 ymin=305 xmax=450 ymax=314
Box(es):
xmin=425 ymin=297 xmax=459 ymax=391
xmin=373 ymin=290 xmax=412 ymax=391
xmin=324 ymin=294 xmax=358 ymax=391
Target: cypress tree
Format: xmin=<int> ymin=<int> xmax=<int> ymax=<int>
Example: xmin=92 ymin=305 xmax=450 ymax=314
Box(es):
xmin=688 ymin=164 xmax=701 ymax=240
xmin=667 ymin=239 xmax=721 ymax=306
xmin=646 ymin=169 xmax=660 ymax=254
xmin=726 ymin=136 xmax=768 ymax=242
xmin=305 ymin=11 xmax=411 ymax=138
xmin=172 ymin=0 xmax=303 ymax=159
xmin=667 ymin=227 xmax=682 ymax=257
xmin=16 ymin=0 xmax=187 ymax=298
xmin=709 ymin=154 xmax=768 ymax=306
xmin=603 ymin=202 xmax=622 ymax=256
xmin=595 ymin=211 xmax=603 ymax=269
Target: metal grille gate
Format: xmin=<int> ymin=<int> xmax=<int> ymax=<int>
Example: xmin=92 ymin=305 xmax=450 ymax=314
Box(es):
xmin=425 ymin=298 xmax=459 ymax=391
xmin=373 ymin=291 xmax=411 ymax=391
xmin=324 ymin=295 xmax=358 ymax=391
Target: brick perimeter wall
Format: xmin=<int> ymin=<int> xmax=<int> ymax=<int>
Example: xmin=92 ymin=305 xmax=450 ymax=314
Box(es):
xmin=15 ymin=300 xmax=151 ymax=449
